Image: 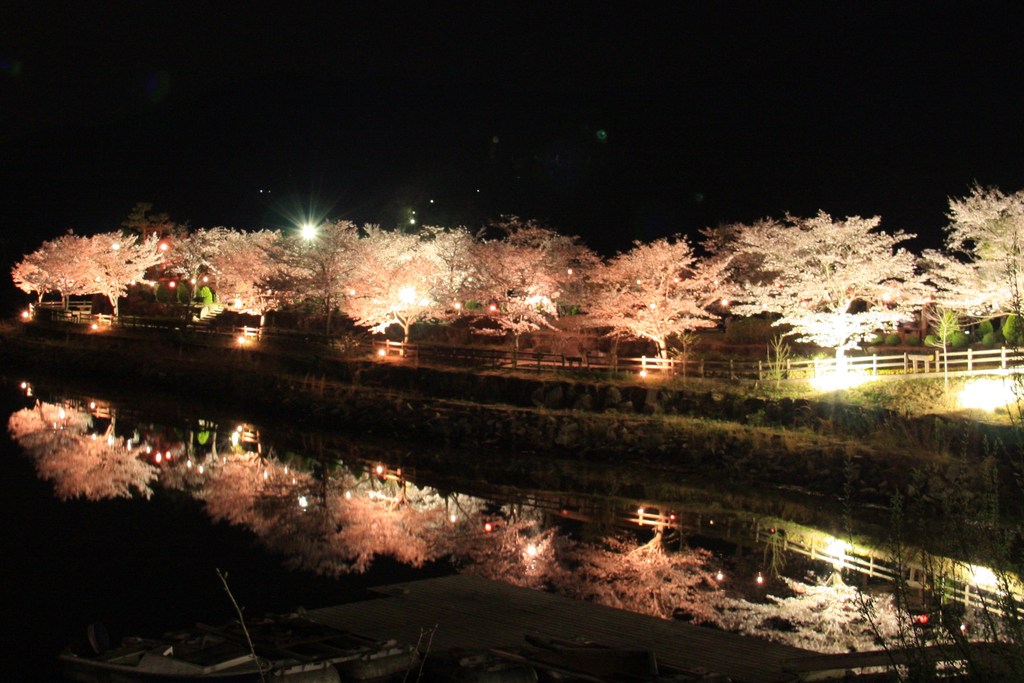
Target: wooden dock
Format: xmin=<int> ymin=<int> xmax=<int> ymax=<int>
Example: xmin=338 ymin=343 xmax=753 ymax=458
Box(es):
xmin=306 ymin=573 xmax=812 ymax=682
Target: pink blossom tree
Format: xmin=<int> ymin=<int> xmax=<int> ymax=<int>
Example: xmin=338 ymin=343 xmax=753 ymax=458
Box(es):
xmin=267 ymin=220 xmax=360 ymax=335
xmin=208 ymin=229 xmax=280 ymax=325
xmin=730 ymin=212 xmax=927 ymax=362
xmin=163 ymin=227 xmax=230 ymax=302
xmin=345 ymin=226 xmax=451 ymax=346
xmin=468 ymin=218 xmax=598 ymax=352
xmin=86 ymin=232 xmax=164 ymax=317
xmin=586 ymin=236 xmax=732 ymax=358
xmin=10 ymin=232 xmax=94 ymax=306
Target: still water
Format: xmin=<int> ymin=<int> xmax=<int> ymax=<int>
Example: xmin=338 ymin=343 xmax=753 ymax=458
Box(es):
xmin=3 ymin=377 xmax=906 ymax=681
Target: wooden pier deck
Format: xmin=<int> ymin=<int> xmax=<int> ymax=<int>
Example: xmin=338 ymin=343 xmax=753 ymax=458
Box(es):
xmin=306 ymin=573 xmax=812 ymax=682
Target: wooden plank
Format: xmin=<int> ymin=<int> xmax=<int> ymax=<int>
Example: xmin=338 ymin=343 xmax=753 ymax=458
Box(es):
xmin=306 ymin=574 xmax=810 ymax=683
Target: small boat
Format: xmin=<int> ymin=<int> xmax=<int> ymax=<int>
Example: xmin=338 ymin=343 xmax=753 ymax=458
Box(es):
xmin=59 ymin=615 xmax=417 ymax=682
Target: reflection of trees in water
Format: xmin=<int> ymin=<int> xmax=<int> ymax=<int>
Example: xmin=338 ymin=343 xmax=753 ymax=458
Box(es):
xmin=8 ymin=402 xmax=157 ymax=501
xmin=9 ymin=397 xmax=905 ymax=653
xmin=198 ymin=454 xmax=479 ymax=575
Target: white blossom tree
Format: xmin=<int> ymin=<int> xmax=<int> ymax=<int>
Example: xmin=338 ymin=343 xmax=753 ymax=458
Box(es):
xmin=86 ymin=232 xmax=164 ymax=317
xmin=267 ymin=220 xmax=360 ymax=335
xmin=730 ymin=212 xmax=927 ymax=363
xmin=468 ymin=218 xmax=598 ymax=352
xmin=208 ymin=229 xmax=280 ymax=325
xmin=345 ymin=226 xmax=448 ymax=346
xmin=163 ymin=227 xmax=230 ymax=302
xmin=586 ymin=236 xmax=732 ymax=358
xmin=10 ymin=232 xmax=94 ymax=306
xmin=928 ymin=185 xmax=1024 ymax=315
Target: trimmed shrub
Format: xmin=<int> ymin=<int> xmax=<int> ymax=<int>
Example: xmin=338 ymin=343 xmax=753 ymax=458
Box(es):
xmin=1004 ymin=314 xmax=1024 ymax=346
xmin=978 ymin=319 xmax=994 ymax=337
xmin=195 ymin=286 xmax=214 ymax=305
xmin=905 ymin=335 xmax=921 ymax=346
xmin=982 ymin=331 xmax=1003 ymax=346
xmin=949 ymin=331 xmax=969 ymax=348
xmin=885 ymin=333 xmax=901 ymax=346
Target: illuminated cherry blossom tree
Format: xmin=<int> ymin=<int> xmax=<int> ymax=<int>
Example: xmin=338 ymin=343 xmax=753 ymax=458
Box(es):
xmin=586 ymin=236 xmax=732 ymax=358
xmin=10 ymin=232 xmax=94 ymax=306
xmin=468 ymin=218 xmax=598 ymax=351
xmin=929 ymin=185 xmax=1024 ymax=315
xmin=345 ymin=226 xmax=447 ymax=345
xmin=730 ymin=212 xmax=927 ymax=362
xmin=163 ymin=227 xmax=230 ymax=301
xmin=208 ymin=229 xmax=280 ymax=324
xmin=267 ymin=220 xmax=360 ymax=335
xmin=86 ymin=232 xmax=164 ymax=317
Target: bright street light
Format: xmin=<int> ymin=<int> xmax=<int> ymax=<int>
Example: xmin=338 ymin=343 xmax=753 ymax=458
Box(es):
xmin=300 ymin=223 xmax=317 ymax=240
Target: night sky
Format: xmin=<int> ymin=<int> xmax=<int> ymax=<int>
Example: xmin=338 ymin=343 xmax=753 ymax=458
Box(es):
xmin=3 ymin=3 xmax=1024 ymax=263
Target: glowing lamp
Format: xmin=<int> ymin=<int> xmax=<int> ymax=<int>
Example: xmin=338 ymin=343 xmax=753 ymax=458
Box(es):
xmin=298 ymin=495 xmax=308 ymax=508
xmin=959 ymin=377 xmax=1017 ymax=411
xmin=155 ymin=453 xmax=162 ymax=463
xmin=168 ymin=281 xmax=176 ymax=288
xmin=449 ymin=514 xmax=458 ymax=523
xmin=91 ymin=323 xmax=98 ymax=330
xmin=300 ymin=223 xmax=317 ymax=239
xmin=376 ymin=465 xmax=384 ymax=475
xmin=158 ymin=242 xmax=169 ymax=252
xmin=21 ymin=310 xmax=30 ymax=320
xmin=488 ymin=304 xmax=497 ymax=312
xmin=526 ymin=544 xmax=538 ymax=557
xmin=236 ymin=335 xmax=248 ymax=345
xmin=20 ymin=382 xmax=27 ymax=389
xmin=198 ymin=465 xmax=205 ymax=474
xmin=202 ymin=276 xmax=209 ymax=283
xmin=716 ymin=571 xmax=724 ymax=581
xmin=263 ymin=470 xmax=269 ymax=480
xmin=639 ymin=370 xmax=648 ymax=378
xmin=720 ymin=298 xmax=729 ymax=307
xmin=377 ymin=348 xmax=387 ymax=357
xmin=190 ymin=278 xmax=196 ymax=284
xmin=111 ymin=242 xmax=121 ymax=250
xmin=484 ymin=522 xmax=494 ymax=533
xmin=566 ymin=268 xmax=573 ymax=275
xmin=756 ymin=573 xmax=764 ymax=585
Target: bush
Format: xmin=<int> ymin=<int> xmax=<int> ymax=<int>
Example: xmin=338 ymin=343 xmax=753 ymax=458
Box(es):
xmin=724 ymin=317 xmax=775 ymax=344
xmin=978 ymin=319 xmax=994 ymax=337
xmin=924 ymin=334 xmax=939 ymax=347
xmin=1003 ymin=314 xmax=1024 ymax=346
xmin=949 ymin=331 xmax=969 ymax=348
xmin=195 ymin=286 xmax=214 ymax=305
xmin=982 ymin=331 xmax=1003 ymax=346
xmin=885 ymin=334 xmax=901 ymax=346
xmin=866 ymin=333 xmax=884 ymax=345
xmin=905 ymin=335 xmax=921 ymax=346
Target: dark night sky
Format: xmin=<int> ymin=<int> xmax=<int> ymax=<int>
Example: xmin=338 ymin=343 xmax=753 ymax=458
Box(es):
xmin=3 ymin=3 xmax=1024 ymax=262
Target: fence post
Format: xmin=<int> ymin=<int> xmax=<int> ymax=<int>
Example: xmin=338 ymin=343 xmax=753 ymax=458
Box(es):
xmin=872 ymin=354 xmax=878 ymax=376
xmin=757 ymin=360 xmax=763 ymax=381
xmin=700 ymin=359 xmax=705 ymax=378
xmin=903 ymin=353 xmax=909 ymax=373
xmin=1002 ymin=346 xmax=1008 ymax=370
xmin=730 ymin=359 xmax=735 ymax=379
xmin=967 ymin=347 xmax=973 ymax=373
